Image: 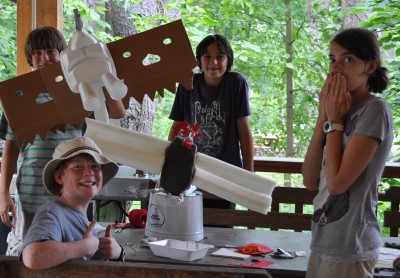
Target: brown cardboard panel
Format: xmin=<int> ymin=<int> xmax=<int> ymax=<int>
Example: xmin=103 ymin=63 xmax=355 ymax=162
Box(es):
xmin=39 ymin=61 xmax=92 ymax=124
xmin=0 ymin=20 xmax=196 ymax=145
xmin=107 ymin=20 xmax=196 ymax=107
xmin=0 ymin=63 xmax=91 ymax=146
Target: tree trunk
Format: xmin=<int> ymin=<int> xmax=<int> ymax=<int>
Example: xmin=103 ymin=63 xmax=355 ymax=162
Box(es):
xmin=120 ymin=96 xmax=161 ymax=134
xmin=104 ymin=0 xmax=180 ymax=134
xmin=105 ymin=0 xmax=164 ymax=38
xmin=285 ymin=0 xmax=294 ymax=157
xmin=342 ymin=0 xmax=367 ymax=28
xmin=284 ymin=0 xmax=294 ymax=186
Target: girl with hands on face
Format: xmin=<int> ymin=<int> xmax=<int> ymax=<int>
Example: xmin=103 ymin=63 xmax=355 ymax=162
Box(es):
xmin=302 ymin=29 xmax=393 ymax=278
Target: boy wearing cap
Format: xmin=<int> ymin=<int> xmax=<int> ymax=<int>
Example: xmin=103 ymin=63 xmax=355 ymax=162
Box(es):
xmin=21 ymin=137 xmax=124 ymax=269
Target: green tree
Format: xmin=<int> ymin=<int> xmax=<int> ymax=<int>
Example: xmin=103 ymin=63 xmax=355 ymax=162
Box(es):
xmin=347 ymin=0 xmax=400 ymax=161
xmin=150 ymin=0 xmax=343 ymax=159
xmin=0 ymin=0 xmax=398 ymax=162
xmin=0 ymin=1 xmax=16 ymax=83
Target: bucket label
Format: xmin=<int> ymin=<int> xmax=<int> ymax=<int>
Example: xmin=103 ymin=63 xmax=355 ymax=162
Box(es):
xmin=148 ymin=204 xmax=165 ymax=227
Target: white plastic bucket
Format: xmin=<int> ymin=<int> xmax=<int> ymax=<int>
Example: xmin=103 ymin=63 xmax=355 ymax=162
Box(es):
xmin=145 ymin=191 xmax=203 ymax=241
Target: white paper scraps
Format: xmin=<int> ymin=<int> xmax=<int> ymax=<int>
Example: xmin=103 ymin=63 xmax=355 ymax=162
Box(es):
xmin=211 ymin=248 xmax=251 ymax=260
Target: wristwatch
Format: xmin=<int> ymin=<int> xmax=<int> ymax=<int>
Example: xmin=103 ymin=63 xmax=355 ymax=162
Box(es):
xmin=323 ymin=121 xmax=344 ymax=133
xmin=112 ymin=245 xmax=125 ymax=262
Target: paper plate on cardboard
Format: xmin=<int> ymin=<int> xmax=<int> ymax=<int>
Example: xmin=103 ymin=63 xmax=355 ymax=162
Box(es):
xmin=147 ymin=239 xmax=214 ymax=261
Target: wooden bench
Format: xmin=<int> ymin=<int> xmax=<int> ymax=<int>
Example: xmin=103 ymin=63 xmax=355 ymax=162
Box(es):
xmin=203 ymin=186 xmax=400 ymax=236
xmin=0 ymin=256 xmax=271 ymax=278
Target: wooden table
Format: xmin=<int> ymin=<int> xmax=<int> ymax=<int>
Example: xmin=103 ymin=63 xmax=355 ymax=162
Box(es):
xmin=103 ymin=226 xmax=307 ymax=278
xmin=99 ymin=225 xmax=400 ymax=278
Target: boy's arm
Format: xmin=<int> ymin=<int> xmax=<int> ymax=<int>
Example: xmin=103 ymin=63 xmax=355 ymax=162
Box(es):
xmin=22 ymin=238 xmax=99 ymax=269
xmin=237 ymin=116 xmax=254 ymax=172
xmin=168 ymin=121 xmax=179 ymax=141
xmin=22 ymin=221 xmax=99 ymax=269
xmin=302 ymin=119 xmax=325 ymax=191
xmin=0 ymin=139 xmax=19 ymax=227
xmin=104 ymin=93 xmax=126 ymax=119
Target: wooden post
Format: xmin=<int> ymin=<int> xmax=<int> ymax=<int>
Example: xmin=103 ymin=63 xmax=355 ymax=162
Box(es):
xmin=16 ymin=0 xmax=63 ymax=76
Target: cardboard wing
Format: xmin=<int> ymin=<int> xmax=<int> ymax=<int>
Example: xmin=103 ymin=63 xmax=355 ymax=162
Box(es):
xmin=0 ymin=62 xmax=92 ymax=145
xmin=0 ymin=20 xmax=196 ymax=146
xmin=85 ymin=118 xmax=276 ymax=214
xmin=107 ymin=20 xmax=196 ymax=106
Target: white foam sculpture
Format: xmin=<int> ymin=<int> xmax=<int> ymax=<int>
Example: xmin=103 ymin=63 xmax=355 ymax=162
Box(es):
xmin=60 ymin=29 xmax=128 ymax=123
xmin=85 ymin=118 xmax=276 ymax=214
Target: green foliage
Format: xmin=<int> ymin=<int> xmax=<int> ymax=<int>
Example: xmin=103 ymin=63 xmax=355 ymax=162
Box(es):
xmin=0 ymin=0 xmax=16 ymax=114
xmin=0 ymin=1 xmax=16 ymax=83
xmin=346 ymin=0 xmax=400 ymax=161
xmin=63 ymin=0 xmax=114 ymax=43
xmin=150 ymin=0 xmax=343 ymax=156
xmin=0 ymin=0 xmax=399 ymax=158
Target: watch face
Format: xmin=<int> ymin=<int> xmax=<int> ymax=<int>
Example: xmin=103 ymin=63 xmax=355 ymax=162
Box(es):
xmin=323 ymin=121 xmax=332 ymax=133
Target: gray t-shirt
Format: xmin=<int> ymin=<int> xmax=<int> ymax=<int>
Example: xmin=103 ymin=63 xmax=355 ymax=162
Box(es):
xmin=311 ymin=96 xmax=393 ymax=261
xmin=21 ymin=200 xmax=92 ymax=259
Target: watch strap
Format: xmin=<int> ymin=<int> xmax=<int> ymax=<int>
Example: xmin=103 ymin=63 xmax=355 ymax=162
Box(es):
xmin=331 ymin=123 xmax=344 ymax=132
xmin=323 ymin=121 xmax=344 ymax=133
xmin=111 ymin=245 xmax=125 ymax=262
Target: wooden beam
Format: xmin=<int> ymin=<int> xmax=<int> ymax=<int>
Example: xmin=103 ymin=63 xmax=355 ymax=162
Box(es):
xmin=16 ymin=0 xmax=32 ymax=75
xmin=254 ymin=157 xmax=303 ymax=174
xmin=16 ymin=0 xmax=63 ymax=76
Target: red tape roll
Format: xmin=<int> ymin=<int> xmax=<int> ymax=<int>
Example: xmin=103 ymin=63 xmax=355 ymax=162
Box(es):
xmin=128 ymin=209 xmax=148 ymax=228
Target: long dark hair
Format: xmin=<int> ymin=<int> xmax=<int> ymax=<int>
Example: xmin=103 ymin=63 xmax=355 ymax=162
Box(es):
xmin=332 ymin=28 xmax=389 ymax=93
xmin=195 ymin=34 xmax=234 ymax=72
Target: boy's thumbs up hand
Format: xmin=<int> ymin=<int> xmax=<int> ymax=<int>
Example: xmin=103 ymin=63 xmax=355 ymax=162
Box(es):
xmin=105 ymin=224 xmax=111 ymax=237
xmin=99 ymin=224 xmax=122 ymax=260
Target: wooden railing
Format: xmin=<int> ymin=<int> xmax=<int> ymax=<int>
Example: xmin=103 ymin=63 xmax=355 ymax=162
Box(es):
xmin=202 ymin=187 xmax=317 ymax=231
xmin=203 ymin=157 xmax=400 ymax=236
xmin=254 ymin=156 xmax=400 ymax=178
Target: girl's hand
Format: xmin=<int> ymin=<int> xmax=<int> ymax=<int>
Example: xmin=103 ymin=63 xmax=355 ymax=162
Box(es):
xmin=325 ymin=73 xmax=351 ymax=123
xmin=318 ymin=73 xmax=332 ymax=121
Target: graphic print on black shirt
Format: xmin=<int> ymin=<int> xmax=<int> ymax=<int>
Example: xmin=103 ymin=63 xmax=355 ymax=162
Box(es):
xmin=191 ymin=100 xmax=226 ymax=158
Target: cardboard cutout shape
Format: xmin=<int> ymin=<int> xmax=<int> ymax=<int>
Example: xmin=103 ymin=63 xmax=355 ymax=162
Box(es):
xmin=0 ymin=62 xmax=92 ymax=145
xmin=107 ymin=20 xmax=196 ymax=106
xmin=0 ymin=20 xmax=196 ymax=146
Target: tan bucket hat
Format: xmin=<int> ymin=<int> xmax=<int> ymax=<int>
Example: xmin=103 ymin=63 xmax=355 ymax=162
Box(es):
xmin=43 ymin=137 xmax=119 ymax=196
